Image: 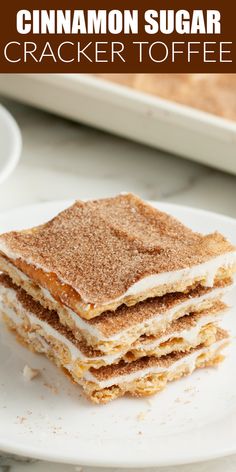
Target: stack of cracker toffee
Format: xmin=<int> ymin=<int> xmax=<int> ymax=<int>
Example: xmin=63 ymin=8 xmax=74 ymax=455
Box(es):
xmin=0 ymin=194 xmax=235 ymax=403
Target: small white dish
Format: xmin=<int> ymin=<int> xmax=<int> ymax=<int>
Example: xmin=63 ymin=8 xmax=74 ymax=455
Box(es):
xmin=0 ymin=200 xmax=236 ymax=468
xmin=0 ymin=104 xmax=22 ymax=184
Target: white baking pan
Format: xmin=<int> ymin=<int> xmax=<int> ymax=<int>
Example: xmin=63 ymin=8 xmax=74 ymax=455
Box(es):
xmin=0 ymin=73 xmax=235 ymax=174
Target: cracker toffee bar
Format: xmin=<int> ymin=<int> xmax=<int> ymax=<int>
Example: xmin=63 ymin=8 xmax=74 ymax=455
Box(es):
xmin=0 ymin=194 xmax=235 ymax=320
xmin=0 ymin=194 xmax=234 ymax=404
xmin=0 ymin=274 xmax=226 ymax=373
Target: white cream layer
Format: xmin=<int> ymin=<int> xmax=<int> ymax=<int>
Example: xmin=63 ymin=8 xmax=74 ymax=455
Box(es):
xmin=0 ymin=285 xmax=222 ymax=367
xmin=84 ymin=338 xmax=227 ymax=389
xmin=111 ymin=252 xmax=236 ymax=305
xmin=0 ymin=240 xmax=235 ymax=305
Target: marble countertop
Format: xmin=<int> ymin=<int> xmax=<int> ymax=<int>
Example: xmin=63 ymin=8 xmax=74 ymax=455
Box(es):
xmin=0 ymin=96 xmax=236 ymax=472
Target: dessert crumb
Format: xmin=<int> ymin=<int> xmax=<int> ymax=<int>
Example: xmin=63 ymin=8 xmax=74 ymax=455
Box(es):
xmin=44 ymin=382 xmax=58 ymax=394
xmin=23 ymin=364 xmax=40 ymax=381
xmin=175 ymin=397 xmax=181 ymax=403
xmin=16 ymin=415 xmax=27 ymax=424
xmin=145 ymin=398 xmax=153 ymax=406
xmin=137 ymin=411 xmax=147 ymax=421
xmin=184 ymin=387 xmax=193 ymax=392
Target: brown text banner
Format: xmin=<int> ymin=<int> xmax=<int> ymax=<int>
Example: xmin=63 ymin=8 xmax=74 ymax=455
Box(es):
xmin=0 ymin=0 xmax=235 ymax=73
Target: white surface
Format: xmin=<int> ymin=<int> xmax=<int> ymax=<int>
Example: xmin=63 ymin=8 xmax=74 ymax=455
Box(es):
xmin=0 ymin=200 xmax=236 ymax=467
xmin=0 ymin=74 xmax=236 ymax=175
xmin=0 ymin=96 xmax=236 ymax=471
xmin=0 ymin=104 xmax=21 ymax=184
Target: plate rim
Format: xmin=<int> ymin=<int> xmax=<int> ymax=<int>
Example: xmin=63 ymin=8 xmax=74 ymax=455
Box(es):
xmin=0 ymin=199 xmax=236 ymax=468
xmin=0 ymin=437 xmax=235 ymax=468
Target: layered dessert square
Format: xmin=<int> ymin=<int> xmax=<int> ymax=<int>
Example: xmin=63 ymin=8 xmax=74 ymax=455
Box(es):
xmin=0 ymin=194 xmax=235 ymax=403
xmin=0 ymin=194 xmax=235 ymax=320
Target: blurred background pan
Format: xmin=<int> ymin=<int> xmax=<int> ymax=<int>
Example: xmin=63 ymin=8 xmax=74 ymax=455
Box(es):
xmin=0 ymin=73 xmax=235 ymax=174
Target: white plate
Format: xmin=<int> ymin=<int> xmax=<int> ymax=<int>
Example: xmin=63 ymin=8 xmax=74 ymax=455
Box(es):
xmin=0 ymin=200 xmax=236 ymax=468
xmin=0 ymin=104 xmax=21 ymax=184
xmin=0 ymin=74 xmax=236 ymax=174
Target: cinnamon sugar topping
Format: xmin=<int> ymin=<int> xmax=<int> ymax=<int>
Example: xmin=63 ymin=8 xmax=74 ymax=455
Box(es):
xmin=0 ymin=194 xmax=235 ymax=305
